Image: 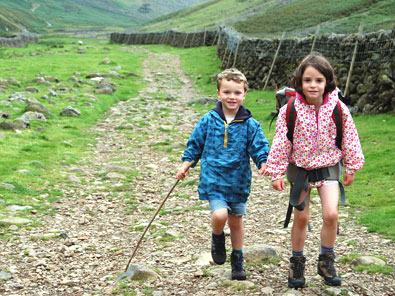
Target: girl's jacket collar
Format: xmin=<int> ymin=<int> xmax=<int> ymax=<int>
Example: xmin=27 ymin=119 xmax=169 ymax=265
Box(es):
xmin=212 ymin=101 xmax=252 ymax=121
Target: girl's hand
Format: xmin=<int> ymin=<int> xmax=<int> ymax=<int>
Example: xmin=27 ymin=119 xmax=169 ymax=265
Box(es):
xmin=258 ymin=163 xmax=267 ymax=175
xmin=272 ymin=178 xmax=285 ymax=191
xmin=342 ymin=173 xmax=355 ymax=186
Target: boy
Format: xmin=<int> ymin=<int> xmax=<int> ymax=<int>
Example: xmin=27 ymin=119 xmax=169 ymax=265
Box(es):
xmin=177 ymin=68 xmax=269 ymax=280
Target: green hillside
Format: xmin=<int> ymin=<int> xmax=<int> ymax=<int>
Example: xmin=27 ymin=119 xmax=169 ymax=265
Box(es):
xmin=137 ymin=0 xmax=395 ymax=37
xmin=0 ymin=0 xmax=207 ymax=36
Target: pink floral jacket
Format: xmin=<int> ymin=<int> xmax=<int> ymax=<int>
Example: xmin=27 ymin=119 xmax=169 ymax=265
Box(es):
xmin=266 ymin=89 xmax=364 ymax=182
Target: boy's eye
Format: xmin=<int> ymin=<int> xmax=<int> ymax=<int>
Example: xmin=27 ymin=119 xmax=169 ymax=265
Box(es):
xmin=223 ymin=91 xmax=230 ymax=94
xmin=235 ymin=91 xmax=242 ymax=95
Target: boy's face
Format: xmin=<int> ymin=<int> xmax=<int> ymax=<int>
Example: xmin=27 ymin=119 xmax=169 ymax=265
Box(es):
xmin=217 ymin=79 xmax=246 ymax=115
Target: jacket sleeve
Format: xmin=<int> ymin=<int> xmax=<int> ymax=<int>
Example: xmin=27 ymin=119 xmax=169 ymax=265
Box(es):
xmin=266 ymin=105 xmax=292 ymax=180
xmin=340 ymin=102 xmax=365 ymax=174
xmin=247 ymin=119 xmax=270 ymax=169
xmin=181 ymin=115 xmax=208 ymax=167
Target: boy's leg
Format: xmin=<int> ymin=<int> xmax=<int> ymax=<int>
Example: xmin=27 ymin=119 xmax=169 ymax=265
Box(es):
xmin=228 ymin=203 xmax=247 ymax=280
xmin=209 ymin=201 xmax=229 ymax=265
xmin=317 ymin=183 xmax=341 ymax=286
xmin=228 ymin=214 xmax=244 ymax=250
xmin=211 ymin=208 xmax=228 ymax=234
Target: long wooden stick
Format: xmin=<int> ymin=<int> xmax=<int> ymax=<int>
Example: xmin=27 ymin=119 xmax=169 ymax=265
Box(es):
xmin=124 ymin=161 xmax=194 ymax=272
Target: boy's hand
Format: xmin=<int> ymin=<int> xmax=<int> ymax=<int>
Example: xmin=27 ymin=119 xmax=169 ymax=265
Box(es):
xmin=272 ymin=178 xmax=285 ymax=191
xmin=342 ymin=173 xmax=354 ymax=186
xmin=258 ymin=163 xmax=267 ymax=176
xmin=176 ymin=161 xmax=194 ymax=180
xmin=176 ymin=167 xmax=188 ymax=180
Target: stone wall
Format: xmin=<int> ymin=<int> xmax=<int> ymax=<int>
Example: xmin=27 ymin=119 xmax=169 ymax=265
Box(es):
xmin=110 ymin=30 xmax=218 ymax=48
xmin=217 ymin=27 xmax=394 ymax=113
xmin=111 ymin=28 xmax=395 ymax=113
xmin=0 ymin=33 xmax=40 ymax=48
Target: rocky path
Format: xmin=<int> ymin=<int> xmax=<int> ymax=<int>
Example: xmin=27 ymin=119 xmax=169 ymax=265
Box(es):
xmin=1 ymin=49 xmax=394 ymax=296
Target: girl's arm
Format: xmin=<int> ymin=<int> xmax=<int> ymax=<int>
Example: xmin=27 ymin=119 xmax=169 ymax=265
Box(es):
xmin=266 ymin=106 xmax=292 ymax=180
xmin=340 ymin=102 xmax=365 ymax=177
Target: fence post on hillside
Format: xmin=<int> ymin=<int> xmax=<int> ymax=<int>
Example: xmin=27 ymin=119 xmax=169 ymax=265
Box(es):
xmin=344 ymin=23 xmax=364 ymax=97
xmin=203 ymin=29 xmax=207 ymax=46
xmin=311 ymin=25 xmax=320 ymax=52
xmin=263 ymin=31 xmax=285 ymax=91
xmin=183 ymin=33 xmax=189 ymax=48
xmin=212 ymin=30 xmax=219 ymax=46
xmin=190 ymin=29 xmax=197 ymax=47
xmin=232 ymin=38 xmax=241 ymax=68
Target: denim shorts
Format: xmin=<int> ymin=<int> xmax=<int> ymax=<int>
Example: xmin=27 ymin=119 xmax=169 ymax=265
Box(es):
xmin=209 ymin=200 xmax=247 ymax=216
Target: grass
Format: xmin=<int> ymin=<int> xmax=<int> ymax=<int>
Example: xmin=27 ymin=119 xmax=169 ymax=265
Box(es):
xmin=138 ymin=0 xmax=394 ymax=37
xmin=0 ymin=37 xmax=145 ymax=238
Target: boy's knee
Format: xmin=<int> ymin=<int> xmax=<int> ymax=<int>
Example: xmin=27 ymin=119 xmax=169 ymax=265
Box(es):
xmin=212 ymin=209 xmax=228 ymax=221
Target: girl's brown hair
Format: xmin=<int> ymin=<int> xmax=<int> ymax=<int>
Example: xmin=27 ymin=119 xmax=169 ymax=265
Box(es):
xmin=290 ymin=52 xmax=337 ymax=97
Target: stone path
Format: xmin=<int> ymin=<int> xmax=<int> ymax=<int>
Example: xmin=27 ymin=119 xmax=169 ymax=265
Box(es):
xmin=0 ymin=48 xmax=394 ymax=296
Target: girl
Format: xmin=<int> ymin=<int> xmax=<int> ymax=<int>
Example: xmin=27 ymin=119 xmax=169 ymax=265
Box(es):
xmin=265 ymin=52 xmax=364 ymax=288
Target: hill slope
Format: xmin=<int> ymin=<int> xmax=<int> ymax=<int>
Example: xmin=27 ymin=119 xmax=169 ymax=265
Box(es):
xmin=0 ymin=0 xmax=207 ymax=36
xmin=137 ymin=0 xmax=395 ymax=37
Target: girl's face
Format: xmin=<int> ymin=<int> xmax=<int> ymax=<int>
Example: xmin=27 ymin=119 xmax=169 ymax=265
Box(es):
xmin=217 ymin=79 xmax=246 ymax=116
xmin=302 ymin=66 xmax=326 ymax=103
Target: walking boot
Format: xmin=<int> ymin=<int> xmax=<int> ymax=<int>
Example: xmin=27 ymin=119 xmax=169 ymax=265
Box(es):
xmin=231 ymin=251 xmax=246 ymax=280
xmin=288 ymin=256 xmax=306 ymax=289
xmin=211 ymin=232 xmax=226 ymax=265
xmin=318 ymin=254 xmax=341 ymax=286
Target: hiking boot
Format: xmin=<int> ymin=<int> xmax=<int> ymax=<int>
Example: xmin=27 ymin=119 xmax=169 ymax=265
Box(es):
xmin=211 ymin=232 xmax=226 ymax=265
xmin=231 ymin=252 xmax=246 ymax=280
xmin=288 ymin=256 xmax=306 ymax=289
xmin=318 ymin=254 xmax=341 ymax=286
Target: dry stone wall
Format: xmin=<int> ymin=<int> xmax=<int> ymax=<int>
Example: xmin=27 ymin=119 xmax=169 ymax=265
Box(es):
xmin=0 ymin=33 xmax=40 ymax=48
xmin=110 ymin=27 xmax=394 ymax=113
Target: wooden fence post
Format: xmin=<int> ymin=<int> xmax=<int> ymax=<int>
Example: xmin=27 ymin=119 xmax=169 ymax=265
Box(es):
xmin=345 ymin=23 xmax=364 ymax=97
xmin=311 ymin=25 xmax=320 ymax=52
xmin=232 ymin=38 xmax=241 ymax=68
xmin=263 ymin=31 xmax=285 ymax=91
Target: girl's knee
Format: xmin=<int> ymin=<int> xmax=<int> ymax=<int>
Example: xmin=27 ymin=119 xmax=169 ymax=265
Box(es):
xmin=323 ymin=210 xmax=338 ymax=224
xmin=294 ymin=211 xmax=309 ymax=226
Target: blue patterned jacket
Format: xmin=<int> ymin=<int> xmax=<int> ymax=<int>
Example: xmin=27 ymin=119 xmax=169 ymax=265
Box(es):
xmin=182 ymin=102 xmax=270 ymax=202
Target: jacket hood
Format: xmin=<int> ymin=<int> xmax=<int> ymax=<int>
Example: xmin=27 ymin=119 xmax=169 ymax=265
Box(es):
xmin=212 ymin=101 xmax=252 ymax=121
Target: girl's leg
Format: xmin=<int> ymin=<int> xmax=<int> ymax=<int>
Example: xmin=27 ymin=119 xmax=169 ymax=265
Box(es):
xmin=316 ymin=183 xmax=341 ymax=286
xmin=211 ymin=208 xmax=228 ymax=234
xmin=227 ymin=214 xmax=244 ymax=250
xmin=291 ymin=188 xmax=311 ymax=252
xmin=317 ymin=183 xmax=339 ymax=248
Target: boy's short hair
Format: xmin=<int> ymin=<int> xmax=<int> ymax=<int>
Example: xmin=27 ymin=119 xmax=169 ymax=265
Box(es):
xmin=290 ymin=52 xmax=337 ymax=97
xmin=217 ymin=68 xmax=248 ymax=92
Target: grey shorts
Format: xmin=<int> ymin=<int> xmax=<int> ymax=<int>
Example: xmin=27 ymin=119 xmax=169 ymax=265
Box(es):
xmin=286 ymin=161 xmax=343 ymax=183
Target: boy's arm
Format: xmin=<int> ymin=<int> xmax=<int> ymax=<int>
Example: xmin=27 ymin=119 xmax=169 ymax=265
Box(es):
xmin=247 ymin=120 xmax=270 ymax=170
xmin=180 ymin=115 xmax=208 ymax=167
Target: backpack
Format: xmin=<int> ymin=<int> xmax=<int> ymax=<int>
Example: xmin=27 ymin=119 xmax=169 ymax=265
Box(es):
xmin=273 ymin=87 xmax=346 ymax=229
